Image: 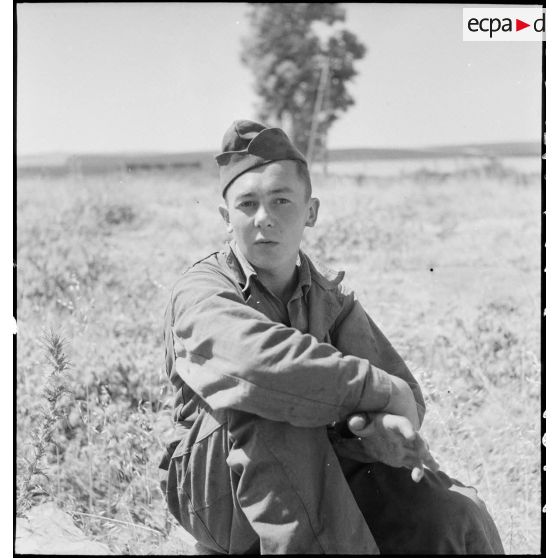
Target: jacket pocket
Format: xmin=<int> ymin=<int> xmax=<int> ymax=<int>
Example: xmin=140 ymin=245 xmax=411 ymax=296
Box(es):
xmin=166 ymin=415 xmax=234 ymax=553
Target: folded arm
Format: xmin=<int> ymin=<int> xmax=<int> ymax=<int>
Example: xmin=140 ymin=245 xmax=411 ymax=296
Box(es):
xmin=168 ymin=266 xmax=396 ymax=427
xmin=328 ymin=292 xmax=429 ymax=467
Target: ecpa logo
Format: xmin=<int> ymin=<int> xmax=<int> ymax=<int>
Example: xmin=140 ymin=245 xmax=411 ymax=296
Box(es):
xmin=463 ymin=8 xmax=545 ymax=42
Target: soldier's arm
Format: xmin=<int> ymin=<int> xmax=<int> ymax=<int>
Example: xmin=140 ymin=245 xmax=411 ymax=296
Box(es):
xmin=167 ymin=266 xmax=402 ymax=428
xmin=329 ymin=290 xmax=426 ymax=426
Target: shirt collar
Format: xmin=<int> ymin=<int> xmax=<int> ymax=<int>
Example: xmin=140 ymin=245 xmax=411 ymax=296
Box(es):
xmin=227 ymin=240 xmax=312 ymax=298
xmin=228 ymin=240 xmax=258 ymax=294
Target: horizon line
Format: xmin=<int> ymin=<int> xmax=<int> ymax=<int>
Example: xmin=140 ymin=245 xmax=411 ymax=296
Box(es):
xmin=17 ymin=138 xmax=542 ymax=160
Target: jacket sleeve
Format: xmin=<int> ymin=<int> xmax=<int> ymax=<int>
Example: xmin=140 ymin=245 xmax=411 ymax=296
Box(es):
xmin=168 ymin=265 xmax=393 ymax=428
xmin=330 ymin=291 xmax=426 ymax=426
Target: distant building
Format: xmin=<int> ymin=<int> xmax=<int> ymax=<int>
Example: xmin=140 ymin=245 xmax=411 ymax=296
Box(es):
xmin=17 ymin=151 xmax=217 ymax=178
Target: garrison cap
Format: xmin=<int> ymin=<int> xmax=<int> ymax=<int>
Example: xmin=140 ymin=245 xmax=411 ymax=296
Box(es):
xmin=215 ymin=119 xmax=308 ymax=197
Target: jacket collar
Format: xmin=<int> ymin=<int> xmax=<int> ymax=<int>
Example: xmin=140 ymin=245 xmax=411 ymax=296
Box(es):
xmin=300 ymin=250 xmax=345 ymax=291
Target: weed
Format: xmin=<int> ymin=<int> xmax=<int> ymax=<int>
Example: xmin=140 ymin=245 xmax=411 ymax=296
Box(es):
xmin=17 ymin=331 xmax=73 ymax=516
xmin=103 ymin=204 xmax=137 ymax=226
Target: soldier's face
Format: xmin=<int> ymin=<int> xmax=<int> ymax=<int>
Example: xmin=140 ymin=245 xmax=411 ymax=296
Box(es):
xmin=219 ymin=160 xmax=319 ymax=275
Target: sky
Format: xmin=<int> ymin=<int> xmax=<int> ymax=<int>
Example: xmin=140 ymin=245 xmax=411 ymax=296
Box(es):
xmin=16 ymin=3 xmax=543 ymax=155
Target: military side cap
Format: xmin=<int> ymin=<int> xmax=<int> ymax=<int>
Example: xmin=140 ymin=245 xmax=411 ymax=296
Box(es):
xmin=215 ymin=119 xmax=307 ymax=196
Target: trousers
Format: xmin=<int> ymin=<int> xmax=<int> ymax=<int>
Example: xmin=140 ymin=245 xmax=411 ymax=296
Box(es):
xmin=161 ymin=405 xmax=505 ymax=554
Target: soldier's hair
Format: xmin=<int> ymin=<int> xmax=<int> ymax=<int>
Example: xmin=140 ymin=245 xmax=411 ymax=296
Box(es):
xmin=295 ymin=161 xmax=312 ymax=201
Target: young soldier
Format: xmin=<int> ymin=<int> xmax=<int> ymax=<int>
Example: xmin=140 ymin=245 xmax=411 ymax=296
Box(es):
xmin=159 ymin=120 xmax=504 ymax=554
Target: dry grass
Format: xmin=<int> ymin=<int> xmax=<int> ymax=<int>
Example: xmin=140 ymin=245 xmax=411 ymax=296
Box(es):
xmin=16 ymin=161 xmax=541 ymax=553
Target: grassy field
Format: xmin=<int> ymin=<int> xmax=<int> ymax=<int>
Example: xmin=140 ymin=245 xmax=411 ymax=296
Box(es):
xmin=16 ymin=159 xmax=541 ymax=554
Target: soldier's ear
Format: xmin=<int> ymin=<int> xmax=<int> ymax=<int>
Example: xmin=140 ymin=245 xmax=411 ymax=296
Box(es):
xmin=218 ymin=204 xmax=234 ymax=234
xmin=305 ymin=197 xmax=320 ymax=228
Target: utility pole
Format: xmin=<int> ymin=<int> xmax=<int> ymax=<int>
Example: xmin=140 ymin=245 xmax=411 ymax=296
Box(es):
xmin=321 ymin=68 xmax=330 ymax=176
xmin=306 ymin=56 xmax=330 ymax=167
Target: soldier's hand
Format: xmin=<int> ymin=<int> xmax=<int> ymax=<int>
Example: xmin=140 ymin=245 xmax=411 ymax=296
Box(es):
xmin=382 ymin=376 xmax=421 ymax=430
xmin=344 ymin=412 xmax=440 ymax=482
